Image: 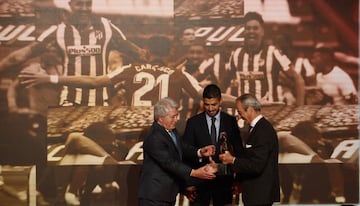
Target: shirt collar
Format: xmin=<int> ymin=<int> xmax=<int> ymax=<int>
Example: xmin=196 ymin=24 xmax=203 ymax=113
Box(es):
xmin=206 ymin=111 xmax=221 ymax=121
xmin=250 ymin=114 xmax=263 ymax=128
xmin=156 ymin=121 xmax=172 ymax=132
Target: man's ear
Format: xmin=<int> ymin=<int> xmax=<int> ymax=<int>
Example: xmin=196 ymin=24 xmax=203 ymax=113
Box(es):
xmin=157 ymin=116 xmax=164 ymax=125
xmin=246 ymin=106 xmax=254 ymax=113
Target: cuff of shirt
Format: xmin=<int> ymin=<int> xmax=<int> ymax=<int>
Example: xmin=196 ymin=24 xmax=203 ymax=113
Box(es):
xmin=197 ymin=149 xmax=202 ymax=157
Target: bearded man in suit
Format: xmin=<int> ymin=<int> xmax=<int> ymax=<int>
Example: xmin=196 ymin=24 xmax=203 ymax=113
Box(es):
xmin=182 ymin=84 xmax=243 ymax=206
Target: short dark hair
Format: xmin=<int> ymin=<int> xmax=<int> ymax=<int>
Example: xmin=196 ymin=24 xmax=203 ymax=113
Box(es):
xmin=313 ymin=43 xmax=335 ymax=61
xmin=203 ymin=84 xmax=221 ymax=100
xmin=243 ymin=11 xmax=264 ymax=27
xmin=314 ymin=43 xmax=334 ymax=54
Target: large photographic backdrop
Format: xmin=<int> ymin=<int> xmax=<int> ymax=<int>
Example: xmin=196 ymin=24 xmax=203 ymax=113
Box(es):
xmin=0 ymin=0 xmax=358 ymax=205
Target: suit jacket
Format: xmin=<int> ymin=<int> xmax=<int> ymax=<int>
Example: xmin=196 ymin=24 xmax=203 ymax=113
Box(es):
xmin=183 ymin=111 xmax=243 ymax=174
xmin=233 ymin=117 xmax=280 ymax=205
xmin=138 ymin=121 xmax=198 ymax=202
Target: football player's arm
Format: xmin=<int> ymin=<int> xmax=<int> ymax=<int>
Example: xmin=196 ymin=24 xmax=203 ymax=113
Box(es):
xmin=59 ymin=75 xmax=111 ymax=88
xmin=0 ymin=23 xmax=58 ymax=73
xmin=0 ymin=41 xmax=47 ymax=73
xmin=334 ymin=51 xmax=359 ymax=65
xmin=109 ymin=22 xmax=149 ymax=62
xmin=274 ymin=48 xmax=305 ymax=106
xmin=64 ymin=132 xmax=110 ymax=157
xmin=19 ymin=72 xmax=111 ymax=88
xmin=19 ymin=64 xmax=131 ymax=88
xmin=182 ymin=73 xmax=203 ymax=100
xmin=284 ymin=66 xmax=305 ymax=106
xmin=118 ymin=40 xmax=149 ymax=62
xmin=277 ymin=131 xmax=317 ymax=156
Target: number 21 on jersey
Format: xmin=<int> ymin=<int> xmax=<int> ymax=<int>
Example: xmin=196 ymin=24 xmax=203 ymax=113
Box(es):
xmin=132 ymin=72 xmax=169 ymax=106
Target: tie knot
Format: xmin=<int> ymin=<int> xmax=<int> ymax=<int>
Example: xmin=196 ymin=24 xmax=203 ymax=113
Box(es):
xmin=211 ymin=117 xmax=216 ymax=123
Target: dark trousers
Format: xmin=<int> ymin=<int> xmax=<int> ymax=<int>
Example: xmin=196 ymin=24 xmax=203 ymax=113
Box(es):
xmin=139 ymin=198 xmax=175 ymax=206
xmin=244 ymin=204 xmax=273 ymax=206
xmin=190 ymin=175 xmax=233 ymax=206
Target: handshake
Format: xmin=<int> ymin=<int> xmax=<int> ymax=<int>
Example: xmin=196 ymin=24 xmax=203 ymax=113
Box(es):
xmin=190 ymin=145 xmax=218 ymax=180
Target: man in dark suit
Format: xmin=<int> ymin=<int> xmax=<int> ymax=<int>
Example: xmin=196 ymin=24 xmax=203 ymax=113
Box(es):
xmin=220 ymin=93 xmax=280 ymax=206
xmin=182 ymin=84 xmax=243 ymax=206
xmin=138 ymin=97 xmax=217 ymax=206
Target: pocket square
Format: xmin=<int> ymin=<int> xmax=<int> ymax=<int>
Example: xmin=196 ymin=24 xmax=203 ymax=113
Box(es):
xmin=245 ymin=144 xmax=252 ymax=148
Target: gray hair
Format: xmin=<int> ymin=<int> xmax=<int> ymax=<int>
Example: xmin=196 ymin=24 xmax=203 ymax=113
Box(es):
xmin=154 ymin=97 xmax=179 ymax=120
xmin=236 ymin=93 xmax=261 ymax=111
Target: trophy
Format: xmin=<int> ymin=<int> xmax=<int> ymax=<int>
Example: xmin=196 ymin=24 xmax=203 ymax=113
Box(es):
xmin=219 ymin=131 xmax=231 ymax=175
xmin=219 ymin=131 xmax=228 ymax=154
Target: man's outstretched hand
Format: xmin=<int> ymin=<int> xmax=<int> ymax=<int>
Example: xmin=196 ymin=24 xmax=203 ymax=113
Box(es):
xmin=199 ymin=145 xmax=215 ymax=157
xmin=190 ymin=156 xmax=218 ymax=179
xmin=18 ymin=70 xmax=50 ymax=88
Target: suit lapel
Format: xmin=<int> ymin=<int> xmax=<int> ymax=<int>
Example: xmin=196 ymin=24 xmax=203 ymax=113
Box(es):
xmin=156 ymin=122 xmax=182 ymax=157
xmin=219 ymin=112 xmax=225 ymax=135
xmin=247 ymin=116 xmax=264 ymax=143
xmin=200 ymin=112 xmax=212 ymax=142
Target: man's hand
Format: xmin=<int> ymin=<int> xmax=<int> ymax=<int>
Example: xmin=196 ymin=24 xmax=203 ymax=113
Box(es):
xmin=219 ymin=151 xmax=235 ymax=164
xmin=18 ymin=71 xmax=50 ymax=88
xmin=204 ymin=156 xmax=218 ymax=173
xmin=190 ymin=164 xmax=216 ymax=180
xmin=199 ymin=145 xmax=215 ymax=157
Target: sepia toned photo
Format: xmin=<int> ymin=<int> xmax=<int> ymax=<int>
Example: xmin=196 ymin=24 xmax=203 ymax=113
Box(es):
xmin=0 ymin=0 xmax=358 ymax=205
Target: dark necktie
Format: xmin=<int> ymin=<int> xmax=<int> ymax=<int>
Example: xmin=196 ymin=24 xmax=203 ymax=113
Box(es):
xmin=243 ymin=125 xmax=253 ymax=144
xmin=210 ymin=117 xmax=217 ymax=144
xmin=248 ymin=125 xmax=253 ymax=135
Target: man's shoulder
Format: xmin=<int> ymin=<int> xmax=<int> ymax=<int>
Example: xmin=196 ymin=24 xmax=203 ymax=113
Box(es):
xmin=187 ymin=112 xmax=205 ymax=122
xmin=143 ymin=123 xmax=164 ymax=141
xmin=256 ymin=117 xmax=275 ymax=130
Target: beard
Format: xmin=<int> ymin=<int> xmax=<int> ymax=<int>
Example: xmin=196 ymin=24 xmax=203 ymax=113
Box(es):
xmin=184 ymin=63 xmax=200 ymax=75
